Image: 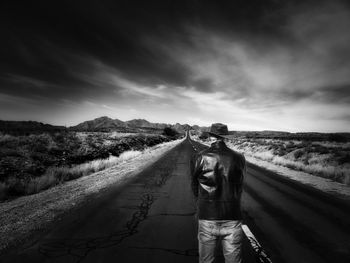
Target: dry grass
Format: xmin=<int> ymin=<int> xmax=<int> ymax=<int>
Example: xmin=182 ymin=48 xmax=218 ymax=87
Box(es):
xmin=0 ymin=150 xmax=142 ymax=200
xmin=45 ymin=150 xmax=142 ymax=182
xmin=0 ymin=182 xmax=6 ymax=200
xmin=0 ymin=130 xmax=174 ymax=201
xmin=25 ymin=173 xmax=59 ymax=195
xmin=0 ymin=138 xmax=182 ymax=253
xmin=226 ymin=139 xmax=350 ymax=185
xmin=0 ymin=131 xmax=171 ymax=184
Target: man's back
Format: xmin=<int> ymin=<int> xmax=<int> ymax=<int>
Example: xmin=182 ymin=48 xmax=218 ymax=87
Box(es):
xmin=191 ymin=140 xmax=246 ymax=220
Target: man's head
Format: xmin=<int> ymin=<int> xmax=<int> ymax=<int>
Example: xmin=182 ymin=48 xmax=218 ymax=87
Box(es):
xmin=207 ymin=132 xmax=225 ymax=143
xmin=209 ymin=136 xmax=218 ymax=142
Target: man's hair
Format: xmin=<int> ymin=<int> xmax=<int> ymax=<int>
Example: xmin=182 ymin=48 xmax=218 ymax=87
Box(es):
xmin=207 ymin=131 xmax=225 ymax=140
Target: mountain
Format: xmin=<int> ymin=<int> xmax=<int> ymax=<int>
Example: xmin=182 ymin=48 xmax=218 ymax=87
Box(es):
xmin=125 ymin=119 xmax=152 ymax=128
xmin=70 ymin=116 xmax=126 ymax=131
xmin=172 ymin=123 xmax=191 ymax=133
xmin=0 ymin=116 xmax=208 ymax=135
xmin=125 ymin=119 xmax=168 ymax=129
xmin=70 ymin=116 xmax=204 ymax=133
xmin=0 ymin=120 xmax=66 ymax=135
xmin=2 ymin=118 xmax=348 ymax=141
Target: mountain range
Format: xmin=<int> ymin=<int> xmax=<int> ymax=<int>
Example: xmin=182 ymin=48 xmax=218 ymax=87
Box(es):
xmin=69 ymin=116 xmax=206 ymax=133
xmin=0 ymin=120 xmax=66 ymax=135
xmin=1 ymin=118 xmax=349 ymax=142
xmin=0 ymin=116 xmax=208 ymax=135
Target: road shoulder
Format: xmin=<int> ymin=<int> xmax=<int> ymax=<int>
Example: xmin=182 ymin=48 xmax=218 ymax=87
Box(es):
xmin=0 ymin=139 xmax=182 ymax=255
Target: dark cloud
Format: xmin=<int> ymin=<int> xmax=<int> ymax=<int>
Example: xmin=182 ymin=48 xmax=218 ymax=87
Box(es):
xmin=276 ymin=84 xmax=350 ymax=105
xmin=0 ymin=0 xmax=295 ymax=90
xmin=317 ymin=85 xmax=350 ymax=104
xmin=0 ymin=0 xmax=349 ymax=131
xmin=189 ymin=78 xmax=214 ymax=93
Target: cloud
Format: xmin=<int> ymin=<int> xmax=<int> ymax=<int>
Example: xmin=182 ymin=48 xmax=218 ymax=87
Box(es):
xmin=144 ymin=1 xmax=350 ymax=128
xmin=0 ymin=0 xmax=349 ymax=131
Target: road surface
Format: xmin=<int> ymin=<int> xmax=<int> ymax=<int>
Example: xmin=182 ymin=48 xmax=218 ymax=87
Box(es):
xmin=1 ymin=135 xmax=350 ymax=263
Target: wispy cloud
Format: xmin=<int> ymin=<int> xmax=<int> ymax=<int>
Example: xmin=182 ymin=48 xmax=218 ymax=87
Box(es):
xmin=139 ymin=1 xmax=350 ymax=131
xmin=1 ymin=0 xmax=349 ymax=131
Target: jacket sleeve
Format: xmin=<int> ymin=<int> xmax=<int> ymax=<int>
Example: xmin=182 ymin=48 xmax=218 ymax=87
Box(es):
xmin=242 ymin=154 xmax=247 ymax=183
xmin=190 ymin=153 xmax=201 ymax=198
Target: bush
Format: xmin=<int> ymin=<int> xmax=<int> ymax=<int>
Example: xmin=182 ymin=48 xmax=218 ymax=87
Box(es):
xmin=294 ymin=149 xmax=304 ymax=159
xmin=0 ymin=182 xmax=6 ymax=200
xmin=224 ymin=136 xmax=350 ymax=185
xmin=328 ymin=134 xmax=347 ymax=142
xmin=0 ymin=148 xmax=22 ymax=157
xmin=199 ymin=132 xmax=209 ymax=140
xmin=338 ymin=154 xmax=350 ymax=165
xmin=0 ymin=131 xmax=175 ymax=201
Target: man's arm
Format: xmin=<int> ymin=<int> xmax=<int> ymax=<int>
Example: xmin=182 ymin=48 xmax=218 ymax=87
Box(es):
xmin=242 ymin=154 xmax=247 ymax=184
xmin=190 ymin=153 xmax=201 ymax=198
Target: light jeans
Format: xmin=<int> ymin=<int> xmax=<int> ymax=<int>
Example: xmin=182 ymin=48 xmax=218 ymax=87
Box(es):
xmin=198 ymin=219 xmax=243 ymax=263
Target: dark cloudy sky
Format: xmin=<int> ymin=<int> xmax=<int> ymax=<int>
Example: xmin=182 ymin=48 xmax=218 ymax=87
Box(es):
xmin=1 ymin=0 xmax=350 ymax=132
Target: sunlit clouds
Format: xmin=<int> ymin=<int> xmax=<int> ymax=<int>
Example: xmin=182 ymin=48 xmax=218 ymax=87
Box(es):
xmin=0 ymin=0 xmax=349 ymax=132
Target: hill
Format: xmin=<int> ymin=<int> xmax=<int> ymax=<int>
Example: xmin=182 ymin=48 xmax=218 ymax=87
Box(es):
xmin=0 ymin=120 xmax=66 ymax=135
xmin=69 ymin=116 xmax=200 ymax=134
xmin=70 ymin=116 xmax=126 ymax=131
xmin=227 ymin=130 xmax=350 ymax=142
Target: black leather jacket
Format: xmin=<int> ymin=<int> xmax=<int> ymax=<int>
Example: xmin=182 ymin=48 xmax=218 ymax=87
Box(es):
xmin=191 ymin=140 xmax=246 ymax=220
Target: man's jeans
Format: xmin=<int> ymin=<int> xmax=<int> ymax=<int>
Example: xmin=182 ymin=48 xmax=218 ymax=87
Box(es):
xmin=198 ymin=219 xmax=243 ymax=263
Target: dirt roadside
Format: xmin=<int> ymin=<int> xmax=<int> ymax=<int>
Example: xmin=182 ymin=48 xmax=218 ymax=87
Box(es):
xmin=0 ymin=139 xmax=182 ymax=254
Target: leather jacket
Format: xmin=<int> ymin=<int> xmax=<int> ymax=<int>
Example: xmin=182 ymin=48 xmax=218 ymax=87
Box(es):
xmin=191 ymin=140 xmax=246 ymax=220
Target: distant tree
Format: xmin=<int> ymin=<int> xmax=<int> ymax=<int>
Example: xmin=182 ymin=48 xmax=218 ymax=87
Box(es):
xmin=199 ymin=132 xmax=209 ymax=140
xmin=163 ymin=127 xmax=178 ymax=137
xmin=328 ymin=134 xmax=348 ymax=142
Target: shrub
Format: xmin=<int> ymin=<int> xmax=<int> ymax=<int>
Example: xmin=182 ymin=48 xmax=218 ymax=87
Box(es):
xmin=294 ymin=149 xmax=304 ymax=159
xmin=27 ymin=133 xmax=56 ymax=153
xmin=0 ymin=134 xmax=19 ymax=148
xmin=0 ymin=182 xmax=6 ymax=200
xmin=328 ymin=134 xmax=347 ymax=142
xmin=338 ymin=154 xmax=350 ymax=165
xmin=286 ymin=141 xmax=295 ymax=148
xmin=5 ymin=177 xmax=26 ymax=196
xmin=275 ymin=148 xmax=287 ymax=156
xmin=0 ymin=132 xmax=174 ymax=201
xmin=25 ymin=173 xmax=59 ymax=194
xmin=199 ymin=132 xmax=209 ymax=140
xmin=0 ymin=148 xmax=22 ymax=157
xmin=344 ymin=174 xmax=350 ymax=185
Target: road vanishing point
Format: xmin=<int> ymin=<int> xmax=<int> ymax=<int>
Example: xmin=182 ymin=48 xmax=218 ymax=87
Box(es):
xmin=1 ymin=133 xmax=350 ymax=263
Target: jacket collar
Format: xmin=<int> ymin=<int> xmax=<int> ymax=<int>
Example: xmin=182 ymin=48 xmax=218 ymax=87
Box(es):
xmin=210 ymin=140 xmax=227 ymax=150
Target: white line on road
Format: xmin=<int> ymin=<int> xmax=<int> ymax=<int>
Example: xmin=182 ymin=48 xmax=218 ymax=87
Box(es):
xmin=189 ymin=137 xmax=272 ymax=262
xmin=242 ymin=224 xmax=273 ymax=263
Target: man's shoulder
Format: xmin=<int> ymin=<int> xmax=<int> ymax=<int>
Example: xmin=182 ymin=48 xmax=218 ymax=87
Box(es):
xmin=227 ymin=148 xmax=246 ymax=169
xmin=195 ymin=145 xmax=244 ymax=160
xmin=227 ymin=147 xmax=245 ymax=160
xmin=191 ymin=150 xmax=205 ymax=163
xmin=196 ymin=148 xmax=214 ymax=158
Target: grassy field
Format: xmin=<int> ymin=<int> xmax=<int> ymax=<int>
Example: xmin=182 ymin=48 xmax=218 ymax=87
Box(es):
xmin=0 ymin=131 xmax=176 ymax=200
xmin=224 ymin=136 xmax=350 ymax=185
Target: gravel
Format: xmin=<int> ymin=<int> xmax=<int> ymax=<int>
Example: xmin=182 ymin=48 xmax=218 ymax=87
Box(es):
xmin=0 ymin=139 xmax=182 ymax=253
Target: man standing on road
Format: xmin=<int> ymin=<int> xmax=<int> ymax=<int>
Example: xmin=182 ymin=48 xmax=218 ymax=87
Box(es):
xmin=191 ymin=132 xmax=246 ymax=263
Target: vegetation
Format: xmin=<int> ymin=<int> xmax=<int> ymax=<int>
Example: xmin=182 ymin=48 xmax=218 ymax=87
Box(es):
xmin=0 ymin=131 xmax=174 ymax=200
xmin=225 ymin=136 xmax=350 ymax=185
xmin=163 ymin=127 xmax=179 ymax=137
xmin=228 ymin=131 xmax=350 ymax=142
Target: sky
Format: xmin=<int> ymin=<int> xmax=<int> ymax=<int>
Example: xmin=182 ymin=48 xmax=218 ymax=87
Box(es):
xmin=1 ymin=0 xmax=350 ymax=132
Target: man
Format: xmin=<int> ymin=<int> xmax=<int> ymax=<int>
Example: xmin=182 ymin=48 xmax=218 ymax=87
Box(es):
xmin=191 ymin=132 xmax=246 ymax=263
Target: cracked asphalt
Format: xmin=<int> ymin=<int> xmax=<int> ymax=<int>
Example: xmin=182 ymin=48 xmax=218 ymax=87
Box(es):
xmin=0 ymin=135 xmax=254 ymax=263
xmin=1 ymin=134 xmax=349 ymax=263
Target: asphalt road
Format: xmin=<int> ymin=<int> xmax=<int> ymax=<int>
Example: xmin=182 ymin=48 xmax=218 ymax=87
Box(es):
xmin=191 ymin=138 xmax=350 ymax=263
xmin=1 ymin=135 xmax=350 ymax=263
